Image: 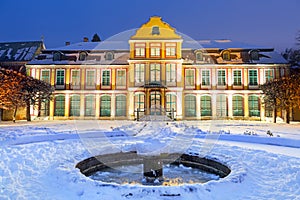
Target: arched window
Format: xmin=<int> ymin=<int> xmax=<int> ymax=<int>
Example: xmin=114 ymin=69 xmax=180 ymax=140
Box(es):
xmin=184 ymin=95 xmax=196 ymax=117
xmin=54 ymin=95 xmax=65 ymax=116
xmin=53 ymin=52 xmax=61 ymax=61
xmin=152 ymin=26 xmax=160 ymax=35
xmin=216 ymin=94 xmax=227 ymax=117
xmin=232 ymin=95 xmax=244 ymax=116
xmin=166 ymin=94 xmax=176 ymax=112
xmin=85 ymin=95 xmax=95 ymax=117
xmin=249 ymin=96 xmax=260 ymax=117
xmin=100 ymin=95 xmax=111 ymax=117
xmin=222 ymin=51 xmax=230 ymax=61
xmin=116 ymin=95 xmax=126 ymax=117
xmin=196 ymin=51 xmax=203 ymax=61
xmin=79 ymin=52 xmax=87 ymax=61
xmin=105 ymin=52 xmax=114 ymax=61
xmin=70 ymin=95 xmax=80 ymax=116
xmin=134 ymin=93 xmax=145 ymax=111
xmin=201 ymin=96 xmax=211 ymax=116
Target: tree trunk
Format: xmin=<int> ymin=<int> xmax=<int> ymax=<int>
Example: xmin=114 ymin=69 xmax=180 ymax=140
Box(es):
xmin=26 ymin=101 xmax=31 ymax=121
xmin=0 ymin=108 xmax=2 ymax=122
xmin=13 ymin=106 xmax=18 ymax=123
xmin=285 ymin=108 xmax=290 ymax=124
xmin=272 ymin=107 xmax=277 ymax=123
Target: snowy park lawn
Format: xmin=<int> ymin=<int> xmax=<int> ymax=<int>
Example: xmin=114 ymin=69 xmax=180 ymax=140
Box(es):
xmin=0 ymin=120 xmax=300 ymax=200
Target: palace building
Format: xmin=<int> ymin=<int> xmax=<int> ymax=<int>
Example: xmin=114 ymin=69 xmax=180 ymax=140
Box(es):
xmin=26 ymin=16 xmax=289 ymax=121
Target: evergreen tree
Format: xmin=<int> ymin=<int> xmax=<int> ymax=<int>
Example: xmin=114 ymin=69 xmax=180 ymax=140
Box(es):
xmin=91 ymin=33 xmax=101 ymax=42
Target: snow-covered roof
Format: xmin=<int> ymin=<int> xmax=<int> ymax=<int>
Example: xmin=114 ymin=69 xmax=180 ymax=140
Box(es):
xmin=0 ymin=41 xmax=44 ymax=62
xmin=29 ymin=30 xmax=288 ymax=65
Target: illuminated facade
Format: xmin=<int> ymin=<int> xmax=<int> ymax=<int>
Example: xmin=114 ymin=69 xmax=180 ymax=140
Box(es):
xmin=27 ymin=16 xmax=289 ymax=120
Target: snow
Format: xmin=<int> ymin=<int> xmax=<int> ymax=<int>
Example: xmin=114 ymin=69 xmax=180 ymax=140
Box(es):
xmin=0 ymin=120 xmax=300 ymax=199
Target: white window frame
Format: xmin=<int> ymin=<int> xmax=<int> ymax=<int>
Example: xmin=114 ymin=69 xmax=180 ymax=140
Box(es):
xmin=40 ymin=69 xmax=51 ymax=84
xmin=101 ymin=69 xmax=111 ymax=89
xmin=135 ymin=63 xmax=145 ymax=86
xmin=201 ymin=69 xmax=211 ymax=88
xmin=232 ymin=69 xmax=243 ymax=89
xmin=185 ymin=68 xmax=195 ymax=89
xmin=70 ymin=69 xmax=81 ymax=89
xmin=55 ymin=69 xmax=65 ymax=89
xmin=85 ymin=69 xmax=96 ymax=89
xmin=150 ymin=43 xmax=161 ymax=57
xmin=166 ymin=63 xmax=176 ymax=86
xmin=135 ymin=43 xmax=145 ymax=57
xmin=116 ymin=69 xmax=127 ymax=89
xmin=217 ymin=69 xmax=227 ymax=89
xmin=248 ymin=69 xmax=259 ymax=89
xmin=264 ymin=69 xmax=274 ymax=83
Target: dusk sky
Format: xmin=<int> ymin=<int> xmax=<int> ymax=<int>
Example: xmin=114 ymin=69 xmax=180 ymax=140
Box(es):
xmin=1 ymin=0 xmax=299 ymax=51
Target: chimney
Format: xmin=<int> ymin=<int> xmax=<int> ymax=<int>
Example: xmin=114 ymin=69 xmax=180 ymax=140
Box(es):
xmin=83 ymin=37 xmax=89 ymax=42
xmin=65 ymin=41 xmax=70 ymax=46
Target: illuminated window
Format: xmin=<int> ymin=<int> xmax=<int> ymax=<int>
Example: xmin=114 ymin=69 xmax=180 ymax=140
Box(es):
xmin=265 ymin=69 xmax=274 ymax=82
xmin=249 ymin=69 xmax=258 ymax=86
xmin=56 ymin=69 xmax=65 ymax=88
xmin=217 ymin=70 xmax=226 ymax=86
xmin=185 ymin=69 xmax=195 ymax=87
xmin=150 ymin=63 xmax=161 ymax=82
xmin=166 ymin=94 xmax=176 ymax=112
xmin=166 ymin=63 xmax=176 ymax=85
xmin=150 ymin=43 xmax=161 ymax=57
xmin=185 ymin=95 xmax=196 ymax=117
xmin=86 ymin=69 xmax=95 ymax=88
xmin=201 ymin=70 xmax=210 ymax=86
xmin=216 ymin=94 xmax=227 ymax=117
xmin=116 ymin=95 xmax=126 ymax=117
xmin=70 ymin=95 xmax=80 ymax=116
xmin=100 ymin=95 xmax=111 ymax=117
xmin=40 ymin=69 xmax=50 ymax=84
xmin=85 ymin=95 xmax=95 ymax=117
xmin=39 ymin=100 xmax=49 ymax=117
xmin=196 ymin=52 xmax=203 ymax=61
xmin=135 ymin=64 xmax=145 ymax=85
xmin=201 ymin=96 xmax=211 ymax=116
xmin=116 ymin=69 xmax=126 ymax=88
xmin=135 ymin=94 xmax=145 ymax=111
xmin=102 ymin=70 xmax=111 ymax=86
xmin=135 ymin=43 xmax=145 ymax=57
xmin=71 ymin=69 xmax=80 ymax=89
xmin=166 ymin=43 xmax=176 ymax=57
xmin=232 ymin=95 xmax=244 ymax=116
xmin=54 ymin=95 xmax=65 ymax=116
xmin=222 ymin=51 xmax=230 ymax=61
xmin=249 ymin=96 xmax=260 ymax=117
xmin=233 ymin=70 xmax=242 ymax=86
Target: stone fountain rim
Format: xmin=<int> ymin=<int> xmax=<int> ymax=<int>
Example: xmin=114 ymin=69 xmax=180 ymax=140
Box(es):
xmin=75 ymin=151 xmax=231 ymax=185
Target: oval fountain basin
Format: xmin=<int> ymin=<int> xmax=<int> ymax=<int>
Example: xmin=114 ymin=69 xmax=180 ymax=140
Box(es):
xmin=76 ymin=152 xmax=231 ymax=186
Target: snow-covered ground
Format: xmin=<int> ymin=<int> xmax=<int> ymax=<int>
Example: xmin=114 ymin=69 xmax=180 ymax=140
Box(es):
xmin=0 ymin=120 xmax=300 ymax=200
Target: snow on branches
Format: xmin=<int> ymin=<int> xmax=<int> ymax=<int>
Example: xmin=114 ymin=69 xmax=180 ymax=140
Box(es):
xmin=0 ymin=68 xmax=54 ymax=122
xmin=260 ymin=75 xmax=300 ymax=123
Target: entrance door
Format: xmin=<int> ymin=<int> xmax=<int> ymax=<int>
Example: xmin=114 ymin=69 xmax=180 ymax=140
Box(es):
xmin=150 ymin=91 xmax=161 ymax=115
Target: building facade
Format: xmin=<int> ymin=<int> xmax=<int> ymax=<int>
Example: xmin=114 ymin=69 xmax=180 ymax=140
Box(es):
xmin=0 ymin=41 xmax=45 ymax=121
xmin=27 ymin=17 xmax=289 ymax=121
